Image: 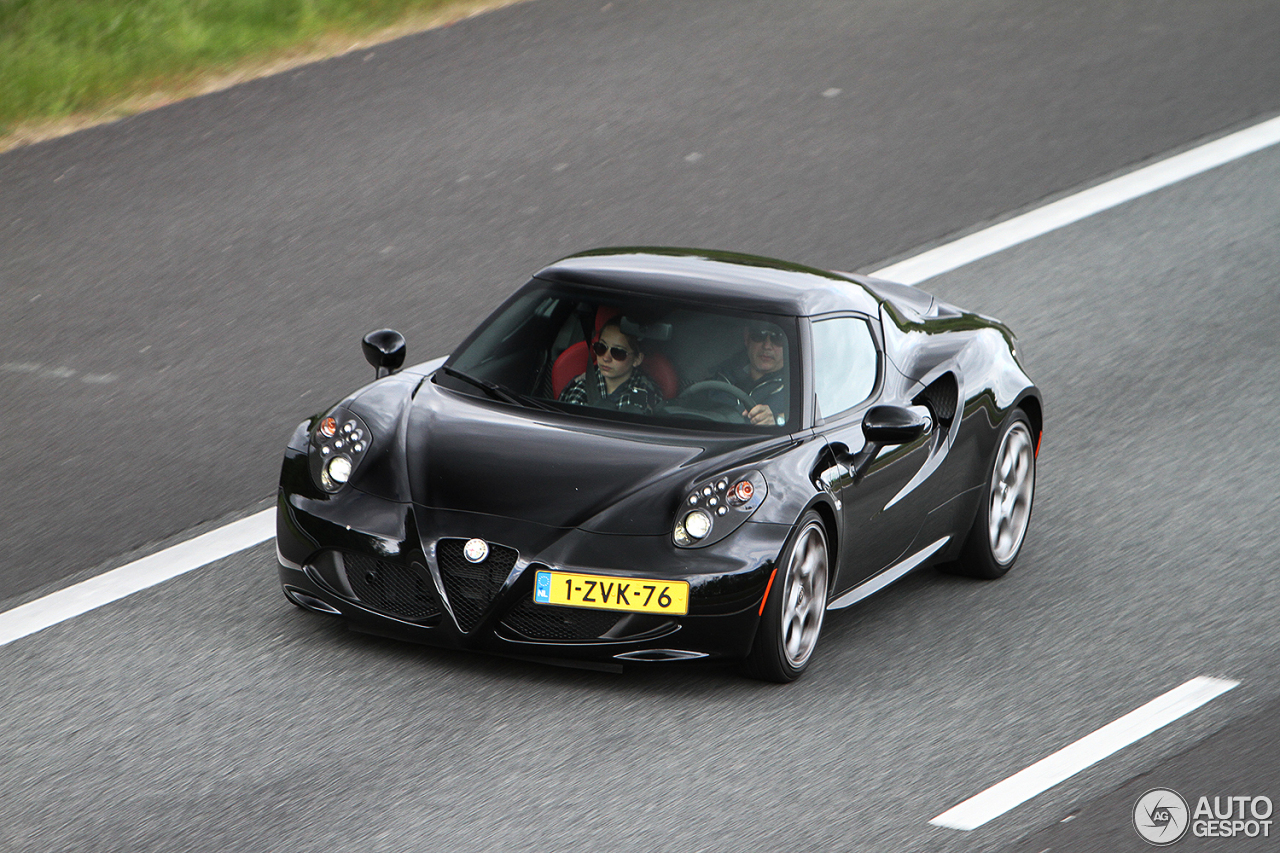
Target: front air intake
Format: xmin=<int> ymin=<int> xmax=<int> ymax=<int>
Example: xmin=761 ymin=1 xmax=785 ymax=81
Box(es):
xmin=501 ymin=593 xmax=623 ymax=641
xmin=344 ymin=553 xmax=440 ymax=622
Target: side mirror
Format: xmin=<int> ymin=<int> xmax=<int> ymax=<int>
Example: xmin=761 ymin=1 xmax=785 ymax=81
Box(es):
xmin=362 ymin=329 xmax=406 ymax=378
xmin=862 ymin=404 xmax=933 ymax=445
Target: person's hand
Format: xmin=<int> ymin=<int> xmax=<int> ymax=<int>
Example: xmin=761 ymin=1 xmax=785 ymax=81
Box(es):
xmin=745 ymin=403 xmax=775 ymax=426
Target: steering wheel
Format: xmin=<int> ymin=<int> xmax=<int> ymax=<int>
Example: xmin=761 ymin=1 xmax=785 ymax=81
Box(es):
xmin=678 ymin=380 xmax=757 ymax=409
xmin=750 ymin=376 xmax=786 ymax=402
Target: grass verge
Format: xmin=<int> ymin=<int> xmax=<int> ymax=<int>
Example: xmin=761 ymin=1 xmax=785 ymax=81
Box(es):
xmin=0 ymin=0 xmax=524 ymax=153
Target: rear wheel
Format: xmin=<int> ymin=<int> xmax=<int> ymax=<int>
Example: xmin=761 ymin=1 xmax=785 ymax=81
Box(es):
xmin=952 ymin=411 xmax=1035 ymax=579
xmin=742 ymin=511 xmax=829 ymax=682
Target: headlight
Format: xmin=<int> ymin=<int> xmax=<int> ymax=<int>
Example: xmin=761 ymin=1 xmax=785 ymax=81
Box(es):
xmin=683 ymin=509 xmax=712 ymax=539
xmin=309 ymin=407 xmax=372 ymax=492
xmin=326 ymin=456 xmax=352 ymax=485
xmin=674 ymin=508 xmax=713 ymax=546
xmin=672 ymin=470 xmax=767 ymax=548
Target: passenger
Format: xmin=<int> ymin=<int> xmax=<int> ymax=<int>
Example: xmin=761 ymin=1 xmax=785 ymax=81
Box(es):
xmin=708 ymin=321 xmax=790 ymax=425
xmin=558 ymin=321 xmax=663 ymax=413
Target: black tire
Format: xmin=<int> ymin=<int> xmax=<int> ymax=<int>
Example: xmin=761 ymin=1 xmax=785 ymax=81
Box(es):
xmin=951 ymin=411 xmax=1036 ymax=579
xmin=742 ymin=511 xmax=830 ymax=682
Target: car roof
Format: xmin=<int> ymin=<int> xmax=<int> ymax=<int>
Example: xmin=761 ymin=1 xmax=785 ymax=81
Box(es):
xmin=532 ymin=247 xmax=882 ymax=317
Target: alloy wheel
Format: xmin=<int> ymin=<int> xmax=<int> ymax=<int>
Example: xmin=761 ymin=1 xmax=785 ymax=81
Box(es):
xmin=987 ymin=421 xmax=1035 ymax=565
xmin=781 ymin=522 xmax=828 ymax=668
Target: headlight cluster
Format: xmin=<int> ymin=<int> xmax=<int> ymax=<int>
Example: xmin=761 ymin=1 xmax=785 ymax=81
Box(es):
xmin=309 ymin=407 xmax=372 ymax=493
xmin=673 ymin=470 xmax=767 ymax=548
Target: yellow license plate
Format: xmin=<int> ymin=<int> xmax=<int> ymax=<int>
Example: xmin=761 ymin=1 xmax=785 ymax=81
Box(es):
xmin=533 ymin=570 xmax=689 ymax=615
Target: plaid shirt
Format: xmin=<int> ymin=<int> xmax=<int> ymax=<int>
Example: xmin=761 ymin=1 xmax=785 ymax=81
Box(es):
xmin=559 ymin=367 xmax=663 ymax=414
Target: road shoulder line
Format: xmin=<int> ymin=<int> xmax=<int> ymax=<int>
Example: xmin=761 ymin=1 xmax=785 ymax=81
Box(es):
xmin=873 ymin=115 xmax=1280 ymax=284
xmin=0 ymin=510 xmax=273 ymax=647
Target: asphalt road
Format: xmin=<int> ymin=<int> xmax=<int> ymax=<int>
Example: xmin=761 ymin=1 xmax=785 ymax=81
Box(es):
xmin=3 ymin=0 xmax=1280 ymax=599
xmin=3 ymin=141 xmax=1278 ymax=852
xmin=3 ymin=1 xmax=1280 ymax=851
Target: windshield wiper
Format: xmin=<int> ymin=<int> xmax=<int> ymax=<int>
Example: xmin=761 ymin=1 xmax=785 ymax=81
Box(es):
xmin=438 ymin=366 xmax=557 ymax=412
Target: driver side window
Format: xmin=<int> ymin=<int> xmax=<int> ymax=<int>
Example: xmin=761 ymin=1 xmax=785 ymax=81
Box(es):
xmin=810 ymin=316 xmax=878 ymax=419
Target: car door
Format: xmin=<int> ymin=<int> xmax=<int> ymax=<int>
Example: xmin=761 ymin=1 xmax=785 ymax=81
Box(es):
xmin=808 ymin=314 xmax=933 ymax=593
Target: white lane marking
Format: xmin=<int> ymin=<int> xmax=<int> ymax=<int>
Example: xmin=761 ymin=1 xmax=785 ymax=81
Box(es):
xmin=827 ymin=536 xmax=949 ymax=610
xmin=3 ymin=115 xmax=1280 ymax=646
xmin=1 ymin=361 xmax=118 ymax=384
xmin=929 ymin=676 xmax=1239 ymax=831
xmin=0 ymin=510 xmax=273 ymax=648
xmin=873 ymin=114 xmax=1280 ymax=284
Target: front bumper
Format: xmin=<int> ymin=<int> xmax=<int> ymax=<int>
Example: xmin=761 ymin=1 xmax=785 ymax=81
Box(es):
xmin=276 ymin=482 xmax=788 ymax=667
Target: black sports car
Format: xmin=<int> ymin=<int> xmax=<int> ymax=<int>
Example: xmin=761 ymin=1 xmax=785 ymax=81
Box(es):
xmin=276 ymin=248 xmax=1041 ymax=681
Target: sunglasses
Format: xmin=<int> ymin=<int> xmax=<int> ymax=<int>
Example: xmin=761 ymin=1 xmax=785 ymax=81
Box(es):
xmin=592 ymin=340 xmax=633 ymax=361
xmin=748 ymin=329 xmax=786 ymax=346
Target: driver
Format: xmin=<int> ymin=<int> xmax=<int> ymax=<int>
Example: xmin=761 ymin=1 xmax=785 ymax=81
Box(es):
xmin=707 ymin=321 xmax=790 ymax=426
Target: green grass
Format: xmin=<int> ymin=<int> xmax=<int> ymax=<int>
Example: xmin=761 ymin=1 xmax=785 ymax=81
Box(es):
xmin=0 ymin=0 xmax=481 ymax=136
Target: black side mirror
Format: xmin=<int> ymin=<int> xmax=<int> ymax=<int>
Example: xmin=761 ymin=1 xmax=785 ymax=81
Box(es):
xmin=862 ymin=404 xmax=933 ymax=445
xmin=362 ymin=329 xmax=406 ymax=378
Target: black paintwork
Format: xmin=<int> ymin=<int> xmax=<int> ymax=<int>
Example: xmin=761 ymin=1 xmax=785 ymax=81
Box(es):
xmin=276 ymin=249 xmax=1041 ymax=667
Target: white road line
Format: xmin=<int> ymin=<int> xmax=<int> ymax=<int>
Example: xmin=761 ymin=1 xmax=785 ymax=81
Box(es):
xmin=0 ymin=510 xmax=273 ymax=648
xmin=930 ymin=676 xmax=1240 ymax=831
xmin=873 ymin=114 xmax=1280 ymax=284
xmin=1 ymin=361 xmax=119 ymax=384
xmin=3 ymin=114 xmax=1280 ymax=648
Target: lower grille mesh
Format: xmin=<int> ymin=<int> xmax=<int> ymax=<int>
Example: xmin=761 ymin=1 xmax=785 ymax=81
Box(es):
xmin=436 ymin=539 xmax=518 ymax=632
xmin=501 ymin=594 xmax=623 ymax=641
xmin=344 ymin=553 xmax=440 ymax=621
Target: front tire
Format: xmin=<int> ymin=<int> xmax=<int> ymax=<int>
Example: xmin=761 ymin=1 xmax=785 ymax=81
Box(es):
xmin=742 ymin=511 xmax=829 ymax=682
xmin=953 ymin=411 xmax=1036 ymax=579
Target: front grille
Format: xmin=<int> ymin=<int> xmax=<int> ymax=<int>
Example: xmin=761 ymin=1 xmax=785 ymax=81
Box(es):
xmin=344 ymin=553 xmax=440 ymax=621
xmin=436 ymin=539 xmax=518 ymax=632
xmin=501 ymin=594 xmax=623 ymax=641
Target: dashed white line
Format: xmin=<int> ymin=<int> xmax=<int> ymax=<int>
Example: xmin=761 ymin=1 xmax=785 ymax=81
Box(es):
xmin=1 ymin=361 xmax=119 ymax=384
xmin=2 ymin=114 xmax=1280 ymax=647
xmin=930 ymin=676 xmax=1240 ymax=831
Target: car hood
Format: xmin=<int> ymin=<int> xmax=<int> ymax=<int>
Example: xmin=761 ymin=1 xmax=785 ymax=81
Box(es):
xmin=384 ymin=377 xmax=760 ymax=534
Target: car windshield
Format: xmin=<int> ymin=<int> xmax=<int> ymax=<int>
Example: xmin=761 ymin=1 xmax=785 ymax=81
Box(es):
xmin=439 ymin=282 xmax=801 ymax=433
